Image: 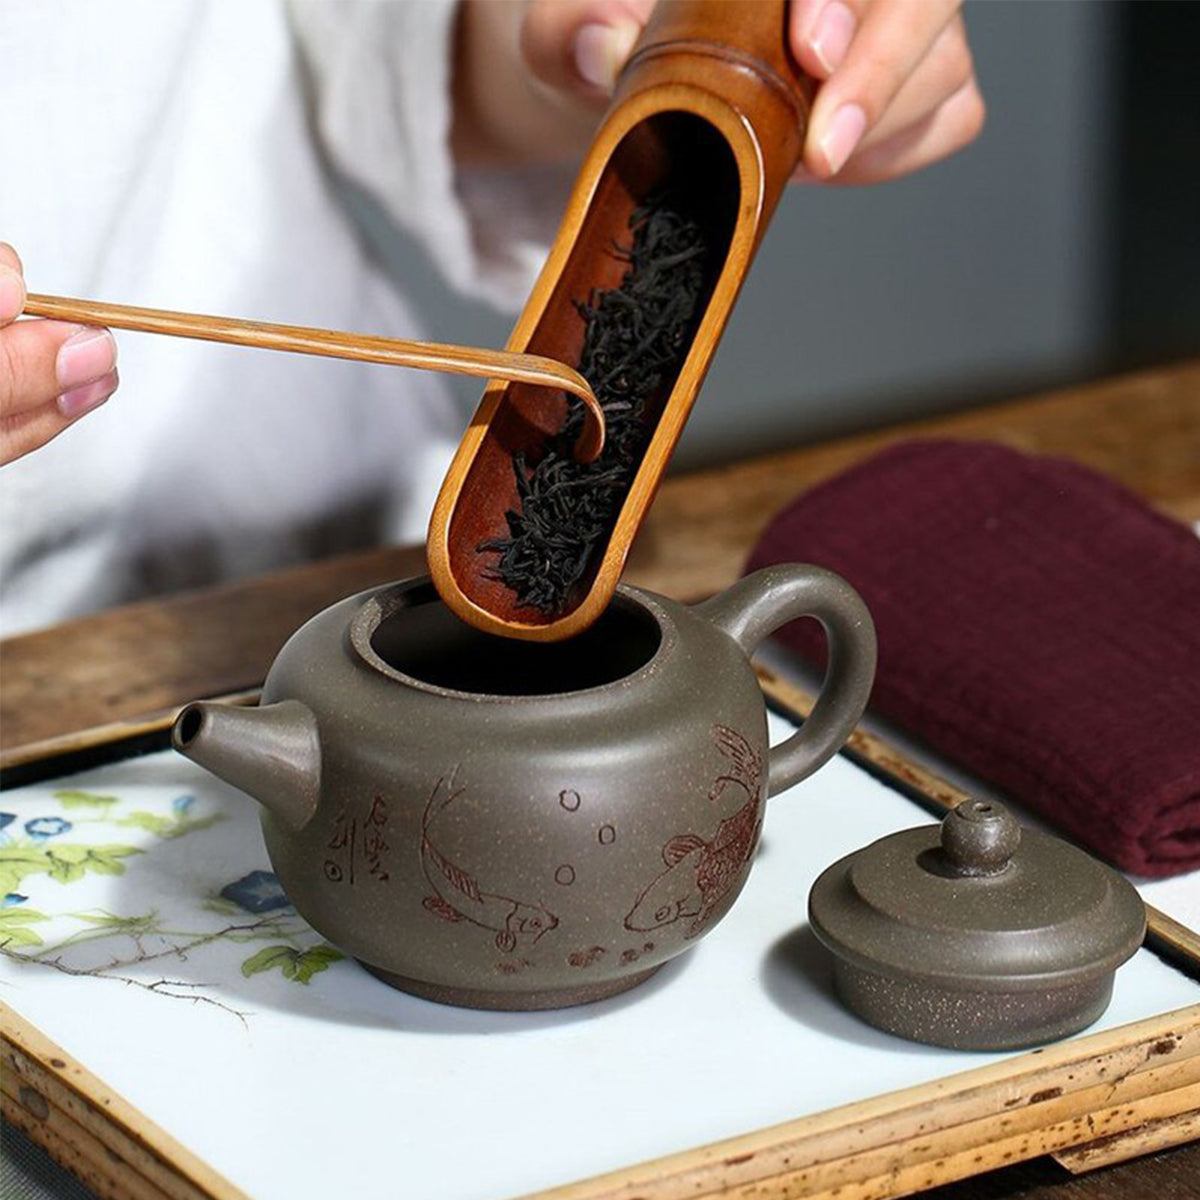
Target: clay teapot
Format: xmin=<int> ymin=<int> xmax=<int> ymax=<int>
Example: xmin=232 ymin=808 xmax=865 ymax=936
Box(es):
xmin=173 ymin=566 xmax=875 ymax=1010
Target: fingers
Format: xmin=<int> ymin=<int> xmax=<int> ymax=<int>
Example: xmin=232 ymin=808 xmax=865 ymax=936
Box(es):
xmin=855 ymin=16 xmax=976 ymax=150
xmin=0 ymin=316 xmax=119 ymax=466
xmin=2 ymin=319 xmax=118 ymax=416
xmin=821 ymin=76 xmax=985 ymax=186
xmin=791 ymin=0 xmax=864 ymax=81
xmin=791 ymin=0 xmax=972 ymax=181
xmin=520 ymin=0 xmax=654 ymax=98
xmin=1 ymin=371 xmax=119 ymax=466
xmin=0 ymin=242 xmax=27 ymax=330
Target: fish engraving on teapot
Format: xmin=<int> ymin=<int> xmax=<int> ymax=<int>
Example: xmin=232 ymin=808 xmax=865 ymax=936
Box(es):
xmin=420 ymin=770 xmax=560 ymax=954
xmin=171 ymin=567 xmax=875 ymax=1010
xmin=625 ymin=726 xmax=764 ymax=939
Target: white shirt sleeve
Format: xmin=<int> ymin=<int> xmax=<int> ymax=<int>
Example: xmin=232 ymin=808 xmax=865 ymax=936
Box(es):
xmin=287 ymin=0 xmax=570 ymax=312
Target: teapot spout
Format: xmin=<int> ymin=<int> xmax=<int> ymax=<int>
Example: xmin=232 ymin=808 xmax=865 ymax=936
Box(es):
xmin=172 ymin=700 xmax=320 ymax=831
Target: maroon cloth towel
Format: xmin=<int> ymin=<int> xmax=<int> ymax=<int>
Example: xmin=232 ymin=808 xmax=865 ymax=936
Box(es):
xmin=747 ymin=439 xmax=1200 ymax=878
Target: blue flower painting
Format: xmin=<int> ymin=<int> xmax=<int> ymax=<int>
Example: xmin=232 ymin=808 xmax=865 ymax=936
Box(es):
xmin=24 ymin=816 xmax=72 ymax=840
xmin=220 ymin=870 xmax=292 ymax=914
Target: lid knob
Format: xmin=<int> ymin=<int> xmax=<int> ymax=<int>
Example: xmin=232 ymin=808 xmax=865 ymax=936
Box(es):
xmin=940 ymin=799 xmax=1020 ymax=876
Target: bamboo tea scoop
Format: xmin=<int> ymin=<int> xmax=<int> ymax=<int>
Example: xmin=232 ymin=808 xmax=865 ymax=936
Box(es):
xmin=21 ymin=293 xmax=605 ymax=463
xmin=428 ymin=0 xmax=815 ymax=641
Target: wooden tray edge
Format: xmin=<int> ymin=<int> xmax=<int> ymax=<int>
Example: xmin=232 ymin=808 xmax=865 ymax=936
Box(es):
xmin=1053 ymin=1105 xmax=1200 ymax=1174
xmin=1 ymin=1000 xmax=250 ymax=1200
xmin=517 ymin=1012 xmax=1200 ymax=1200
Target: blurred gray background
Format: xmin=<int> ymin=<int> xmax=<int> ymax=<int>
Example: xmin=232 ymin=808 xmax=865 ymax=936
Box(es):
xmin=364 ymin=0 xmax=1128 ymax=471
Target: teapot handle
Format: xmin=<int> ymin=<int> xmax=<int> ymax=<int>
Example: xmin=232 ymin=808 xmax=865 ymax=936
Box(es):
xmin=696 ymin=565 xmax=876 ymax=796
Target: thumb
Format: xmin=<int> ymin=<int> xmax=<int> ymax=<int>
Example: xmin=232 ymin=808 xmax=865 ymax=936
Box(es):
xmin=521 ymin=0 xmax=654 ymax=100
xmin=0 ymin=242 xmax=27 ymax=329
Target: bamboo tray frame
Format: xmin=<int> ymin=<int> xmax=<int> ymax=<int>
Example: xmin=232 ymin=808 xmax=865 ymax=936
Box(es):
xmin=2 ymin=669 xmax=1199 ymax=1200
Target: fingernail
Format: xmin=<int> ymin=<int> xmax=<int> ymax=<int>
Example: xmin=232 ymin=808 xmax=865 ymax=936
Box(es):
xmin=810 ymin=1 xmax=856 ymax=75
xmin=57 ymin=327 xmax=118 ymax=393
xmin=0 ymin=266 xmax=24 ymax=321
xmin=58 ymin=369 xmax=118 ymax=419
xmin=819 ymin=103 xmax=866 ymax=175
xmin=574 ymin=19 xmax=641 ymax=92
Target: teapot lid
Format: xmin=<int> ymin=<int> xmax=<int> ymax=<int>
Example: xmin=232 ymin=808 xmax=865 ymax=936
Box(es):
xmin=808 ymin=799 xmax=1145 ymax=992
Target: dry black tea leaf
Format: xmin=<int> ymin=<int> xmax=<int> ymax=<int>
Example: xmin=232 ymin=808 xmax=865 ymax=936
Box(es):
xmin=479 ymin=194 xmax=710 ymax=614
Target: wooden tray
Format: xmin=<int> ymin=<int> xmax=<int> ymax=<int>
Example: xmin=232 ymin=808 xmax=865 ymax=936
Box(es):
xmin=2 ymin=672 xmax=1198 ymax=1200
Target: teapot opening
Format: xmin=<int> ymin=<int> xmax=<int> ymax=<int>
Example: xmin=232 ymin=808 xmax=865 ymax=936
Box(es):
xmin=175 ymin=705 xmax=204 ymax=747
xmin=364 ymin=581 xmax=662 ymax=697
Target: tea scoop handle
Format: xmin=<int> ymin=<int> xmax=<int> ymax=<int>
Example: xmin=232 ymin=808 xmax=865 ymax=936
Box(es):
xmin=696 ymin=565 xmax=876 ymax=796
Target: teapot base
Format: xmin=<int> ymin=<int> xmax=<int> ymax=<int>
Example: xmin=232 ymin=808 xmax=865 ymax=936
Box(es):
xmin=359 ymin=961 xmax=662 ymax=1011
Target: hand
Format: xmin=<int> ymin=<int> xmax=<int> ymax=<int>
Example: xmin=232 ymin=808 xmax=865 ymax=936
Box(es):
xmin=789 ymin=0 xmax=984 ymax=183
xmin=454 ymin=0 xmax=655 ymax=165
xmin=457 ymin=0 xmax=982 ymax=185
xmin=0 ymin=243 xmax=118 ymax=466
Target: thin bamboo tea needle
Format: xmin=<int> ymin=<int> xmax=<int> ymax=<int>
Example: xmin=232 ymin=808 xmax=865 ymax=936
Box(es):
xmin=22 ymin=293 xmax=604 ymax=462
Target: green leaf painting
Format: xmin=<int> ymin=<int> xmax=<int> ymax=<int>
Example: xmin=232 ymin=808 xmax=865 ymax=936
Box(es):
xmin=292 ymin=945 xmax=344 ymax=982
xmin=0 ymin=907 xmax=49 ymax=948
xmin=0 ymin=849 xmax=51 ymax=897
xmin=166 ymin=815 xmax=224 ymax=838
xmin=74 ymin=910 xmax=159 ymax=934
xmin=242 ymin=943 xmax=344 ymax=984
xmin=116 ymin=811 xmax=174 ymax=836
xmin=54 ymin=790 xmax=119 ymax=811
xmin=241 ymin=945 xmax=296 ymax=977
xmin=50 ymin=844 xmax=141 ymax=884
xmin=117 ymin=811 xmax=224 ymax=839
xmin=0 ymin=843 xmax=142 ymax=891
